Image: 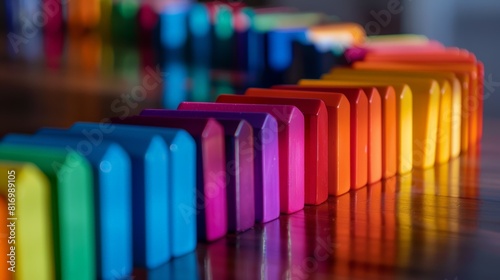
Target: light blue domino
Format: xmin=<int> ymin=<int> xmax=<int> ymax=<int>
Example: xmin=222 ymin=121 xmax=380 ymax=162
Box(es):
xmin=97 ymin=123 xmax=197 ymax=257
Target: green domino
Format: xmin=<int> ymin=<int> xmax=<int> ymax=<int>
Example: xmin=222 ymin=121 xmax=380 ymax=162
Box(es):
xmin=0 ymin=145 xmax=95 ymax=280
xmin=111 ymin=1 xmax=139 ymax=42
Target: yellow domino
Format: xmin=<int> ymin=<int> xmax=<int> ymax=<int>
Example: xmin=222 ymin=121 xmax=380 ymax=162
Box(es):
xmin=0 ymin=162 xmax=54 ymax=280
xmin=299 ymin=79 xmax=413 ymax=174
xmin=322 ymin=71 xmax=441 ymax=169
xmin=342 ymin=68 xmax=456 ymax=163
xmin=351 ymin=63 xmax=463 ymax=159
xmin=409 ymin=72 xmax=460 ymax=160
xmin=365 ymin=34 xmax=430 ymax=44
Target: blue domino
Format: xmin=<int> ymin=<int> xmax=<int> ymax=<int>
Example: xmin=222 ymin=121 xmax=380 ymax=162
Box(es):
xmin=88 ymin=123 xmax=198 ymax=257
xmin=37 ymin=124 xmax=170 ymax=269
xmin=2 ymin=133 xmax=132 ymax=279
xmin=268 ymin=28 xmax=308 ymax=71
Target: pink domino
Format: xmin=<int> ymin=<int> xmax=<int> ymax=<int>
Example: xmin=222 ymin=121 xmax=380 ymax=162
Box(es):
xmin=178 ymin=102 xmax=305 ymax=214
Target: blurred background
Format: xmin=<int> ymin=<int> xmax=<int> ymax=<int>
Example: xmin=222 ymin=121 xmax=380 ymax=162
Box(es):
xmin=0 ymin=0 xmax=498 ymax=137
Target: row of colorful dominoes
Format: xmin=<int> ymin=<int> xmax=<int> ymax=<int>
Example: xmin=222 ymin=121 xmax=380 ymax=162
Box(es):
xmin=0 ymin=38 xmax=483 ymax=280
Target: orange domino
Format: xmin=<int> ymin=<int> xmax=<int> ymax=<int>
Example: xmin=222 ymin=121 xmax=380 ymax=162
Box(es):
xmin=67 ymin=0 xmax=101 ymax=30
xmin=362 ymin=41 xmax=444 ymax=53
xmin=297 ymin=84 xmax=397 ymax=179
xmin=362 ymin=87 xmax=382 ymax=183
xmin=245 ymin=88 xmax=351 ymax=196
xmin=362 ymin=51 xmax=483 ymax=148
xmin=363 ymin=48 xmax=476 ymax=63
xmin=276 ymin=86 xmax=370 ymax=189
xmin=295 ymin=80 xmax=407 ymax=176
xmin=284 ymin=85 xmax=386 ymax=182
xmin=216 ymin=94 xmax=329 ymax=205
xmin=477 ymin=62 xmax=484 ymax=142
xmin=366 ymin=86 xmax=396 ymax=179
xmin=361 ymin=85 xmax=397 ymax=179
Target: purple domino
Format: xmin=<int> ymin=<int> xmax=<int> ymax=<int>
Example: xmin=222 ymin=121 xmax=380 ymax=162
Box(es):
xmin=176 ymin=102 xmax=305 ymax=214
xmin=112 ymin=116 xmax=227 ymax=242
xmin=142 ymin=109 xmax=280 ymax=223
xmin=217 ymin=119 xmax=255 ymax=231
